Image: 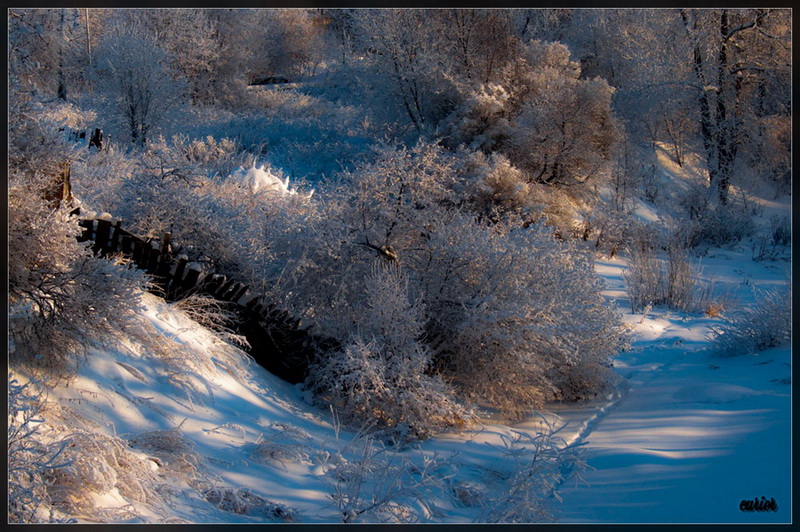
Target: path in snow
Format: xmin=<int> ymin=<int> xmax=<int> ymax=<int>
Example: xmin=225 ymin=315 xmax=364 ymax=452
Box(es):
xmin=549 ymin=258 xmax=791 ymax=524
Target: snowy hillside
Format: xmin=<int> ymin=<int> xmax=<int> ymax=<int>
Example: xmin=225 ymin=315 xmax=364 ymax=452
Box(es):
xmin=8 ymin=7 xmax=791 ymax=525
xmin=9 ymin=219 xmax=791 ymax=523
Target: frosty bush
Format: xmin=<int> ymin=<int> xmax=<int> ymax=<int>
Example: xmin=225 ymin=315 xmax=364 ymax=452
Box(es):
xmin=624 ymin=230 xmax=703 ymax=313
xmin=170 ymin=294 xmax=250 ymax=349
xmin=201 ymin=487 xmax=295 ymax=521
xmin=45 ymin=430 xmax=160 ymax=518
xmin=677 ymin=181 xmax=757 ymax=248
xmin=127 ymin=427 xmax=201 ymax=479
xmin=752 ymin=214 xmax=791 ymax=261
xmin=479 ymin=419 xmax=587 ymax=523
xmin=711 ymin=284 xmax=791 ymax=357
xmin=320 ymin=426 xmax=451 ymax=523
xmin=7 ymin=375 xmax=72 ymax=523
xmin=306 ymin=264 xmax=468 ymax=441
xmin=266 ymin=141 xmax=627 ymax=429
xmin=440 ymin=40 xmax=619 ymax=188
xmin=8 ymin=174 xmax=150 ymax=376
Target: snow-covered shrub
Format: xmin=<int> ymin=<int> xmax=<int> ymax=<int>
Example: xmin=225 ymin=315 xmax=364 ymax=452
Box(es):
xmin=273 ymin=142 xmax=627 ymax=424
xmin=45 ymin=430 xmax=160 ymax=518
xmin=142 ymin=134 xmax=243 ymax=183
xmin=70 ymin=142 xmax=138 ymax=211
xmin=768 ymin=214 xmax=792 ymax=247
xmin=625 ymin=236 xmax=701 ymax=314
xmin=170 ymin=294 xmax=249 ymax=349
xmin=459 ymin=151 xmax=535 ymax=222
xmin=320 ymin=429 xmax=451 ymax=523
xmin=8 ymin=174 xmax=150 ymax=375
xmin=438 ymin=83 xmax=513 ymax=152
xmin=677 ymin=181 xmax=757 ymax=248
xmin=201 ymin=487 xmax=295 ymax=521
xmin=7 ymin=374 xmax=73 ymax=523
xmin=479 ymin=419 xmax=587 ymax=523
xmin=422 ymin=215 xmax=624 ymax=417
xmin=711 ymin=284 xmax=791 ymax=357
xmin=8 ymin=98 xmax=82 ymax=189
xmin=752 ymin=214 xmax=791 ymax=261
xmin=250 ymin=439 xmax=312 ymax=468
xmin=127 ymin=427 xmax=201 ymax=479
xmin=307 ymin=264 xmax=468 ymax=440
xmin=440 ymin=40 xmax=620 ymax=188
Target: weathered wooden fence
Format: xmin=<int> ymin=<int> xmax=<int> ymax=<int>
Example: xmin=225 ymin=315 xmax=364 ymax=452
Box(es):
xmin=77 ymin=214 xmax=331 ymax=383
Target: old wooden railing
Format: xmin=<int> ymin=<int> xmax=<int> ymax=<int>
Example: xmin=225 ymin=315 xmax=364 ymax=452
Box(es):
xmin=77 ymin=214 xmax=332 ymax=383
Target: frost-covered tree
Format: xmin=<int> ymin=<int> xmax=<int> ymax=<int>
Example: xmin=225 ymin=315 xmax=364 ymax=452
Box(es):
xmin=352 ymin=9 xmax=460 ymax=130
xmin=92 ymin=14 xmax=186 ymax=145
xmin=680 ymin=8 xmax=790 ymax=203
xmin=8 ymin=104 xmax=149 ymax=375
xmin=8 ymin=8 xmax=90 ymax=102
xmin=440 ymin=40 xmax=620 ymax=188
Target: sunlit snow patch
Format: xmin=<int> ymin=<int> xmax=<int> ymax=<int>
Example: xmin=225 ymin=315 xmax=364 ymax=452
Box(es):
xmin=228 ymin=164 xmax=313 ymax=198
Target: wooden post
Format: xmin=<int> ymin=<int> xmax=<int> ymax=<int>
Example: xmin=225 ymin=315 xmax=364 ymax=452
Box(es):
xmin=121 ymin=234 xmax=134 ymax=254
xmin=160 ymin=232 xmax=172 ymax=256
xmin=215 ymin=277 xmax=237 ymax=299
xmin=166 ymin=257 xmax=188 ymax=301
xmin=77 ymin=219 xmax=93 ymax=242
xmin=201 ymin=274 xmax=224 ymax=296
xmin=94 ymin=219 xmax=112 ymax=255
xmin=110 ymin=220 xmax=123 ymax=253
xmin=182 ymin=267 xmax=202 ymax=291
xmin=147 ymin=242 xmax=161 ymax=273
xmin=132 ymin=239 xmax=145 ymax=264
xmin=230 ymin=283 xmax=249 ymax=304
xmin=60 ymin=162 xmax=72 ymax=206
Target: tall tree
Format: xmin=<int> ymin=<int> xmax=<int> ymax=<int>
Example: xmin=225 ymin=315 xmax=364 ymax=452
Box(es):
xmin=93 ymin=13 xmax=186 ymax=145
xmin=681 ymin=8 xmax=790 ymax=203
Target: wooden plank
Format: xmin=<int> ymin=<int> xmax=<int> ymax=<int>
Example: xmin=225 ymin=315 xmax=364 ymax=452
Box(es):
xmin=120 ymin=234 xmax=134 ymax=254
xmin=230 ymin=283 xmax=249 ymax=304
xmin=160 ymin=232 xmax=171 ymax=256
xmin=182 ymin=267 xmax=202 ymax=290
xmin=146 ymin=242 xmax=161 ymax=273
xmin=77 ymin=219 xmax=93 ymax=242
xmin=215 ymin=277 xmax=237 ymax=299
xmin=201 ymin=273 xmax=224 ymax=295
xmin=110 ymin=220 xmax=123 ymax=253
xmin=131 ymin=239 xmax=146 ymax=263
xmin=172 ymin=258 xmax=188 ymax=283
xmin=94 ymin=219 xmax=112 ymax=254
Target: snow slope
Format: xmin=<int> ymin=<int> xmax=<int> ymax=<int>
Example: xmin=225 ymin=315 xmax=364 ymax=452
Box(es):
xmin=13 ymin=292 xmax=578 ymax=523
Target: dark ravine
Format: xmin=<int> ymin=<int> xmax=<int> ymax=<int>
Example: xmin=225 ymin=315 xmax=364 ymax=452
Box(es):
xmin=76 ymin=213 xmax=333 ymax=383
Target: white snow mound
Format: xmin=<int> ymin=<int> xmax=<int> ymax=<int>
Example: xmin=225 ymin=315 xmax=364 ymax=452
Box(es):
xmin=229 ymin=164 xmax=308 ymax=196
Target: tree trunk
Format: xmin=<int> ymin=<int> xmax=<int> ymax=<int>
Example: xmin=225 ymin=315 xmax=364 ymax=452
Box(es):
xmin=715 ymin=10 xmax=733 ymax=205
xmin=57 ymin=11 xmax=67 ymax=101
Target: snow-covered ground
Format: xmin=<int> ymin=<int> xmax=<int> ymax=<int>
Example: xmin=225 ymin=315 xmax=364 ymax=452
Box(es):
xmin=555 ymin=255 xmax=791 ymax=524
xmin=12 ymin=234 xmax=790 ymax=523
